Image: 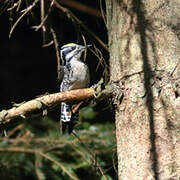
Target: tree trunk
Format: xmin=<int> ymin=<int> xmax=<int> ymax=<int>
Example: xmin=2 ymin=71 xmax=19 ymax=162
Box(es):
xmin=106 ymin=0 xmax=180 ymax=179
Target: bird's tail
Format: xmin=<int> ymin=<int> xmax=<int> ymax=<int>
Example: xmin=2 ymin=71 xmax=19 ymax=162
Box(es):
xmin=60 ymin=102 xmax=71 ymax=122
xmin=60 ymin=102 xmax=83 ymax=134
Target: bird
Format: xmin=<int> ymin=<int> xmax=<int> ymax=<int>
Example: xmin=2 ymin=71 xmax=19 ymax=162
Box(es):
xmin=59 ymin=43 xmax=91 ymax=133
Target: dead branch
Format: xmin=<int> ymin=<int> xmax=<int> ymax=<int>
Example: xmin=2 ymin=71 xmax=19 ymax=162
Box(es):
xmin=39 ymin=151 xmax=80 ymax=180
xmin=50 ymin=28 xmax=61 ymax=80
xmin=0 ymin=81 xmax=116 ymax=127
xmin=0 ymin=147 xmax=37 ymax=154
xmin=53 ymin=0 xmax=108 ymax=52
xmin=9 ymin=0 xmax=39 ymax=37
xmin=0 ymin=88 xmax=94 ymax=126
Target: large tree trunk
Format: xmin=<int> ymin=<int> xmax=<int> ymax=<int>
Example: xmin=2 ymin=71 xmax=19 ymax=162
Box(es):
xmin=106 ymin=0 xmax=180 ymax=179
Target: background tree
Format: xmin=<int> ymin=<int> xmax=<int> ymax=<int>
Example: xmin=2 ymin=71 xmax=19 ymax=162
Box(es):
xmin=106 ymin=0 xmax=180 ymax=179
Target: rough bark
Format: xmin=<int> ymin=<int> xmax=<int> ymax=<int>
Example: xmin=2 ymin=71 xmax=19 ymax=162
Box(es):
xmin=0 ymin=88 xmax=94 ymax=126
xmin=106 ymin=0 xmax=180 ymax=179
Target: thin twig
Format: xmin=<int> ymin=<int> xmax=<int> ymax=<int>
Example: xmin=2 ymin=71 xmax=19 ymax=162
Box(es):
xmin=9 ymin=0 xmax=39 ymax=37
xmin=16 ymin=0 xmax=22 ymax=11
xmin=53 ymin=0 xmax=108 ymax=52
xmin=100 ymin=0 xmax=106 ymax=26
xmin=50 ymin=28 xmax=61 ymax=79
xmin=112 ymin=150 xmax=118 ymax=175
xmin=39 ymin=152 xmax=80 ymax=180
xmin=90 ymin=44 xmax=108 ymax=78
xmin=7 ymin=2 xmax=19 ymax=11
xmin=8 ymin=124 xmax=24 ymax=137
xmin=40 ymin=0 xmax=46 ymax=32
xmin=32 ymin=0 xmax=55 ymax=32
xmin=72 ymin=132 xmax=108 ymax=180
xmin=42 ymin=40 xmax=54 ymax=47
xmin=92 ymin=44 xmax=107 ymax=71
xmin=81 ymin=34 xmax=87 ymax=62
xmin=0 ymin=147 xmax=38 ymax=154
xmin=35 ymin=152 xmax=42 ymax=180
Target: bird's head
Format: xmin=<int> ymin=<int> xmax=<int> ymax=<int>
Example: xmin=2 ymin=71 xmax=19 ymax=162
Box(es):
xmin=60 ymin=43 xmax=91 ymax=65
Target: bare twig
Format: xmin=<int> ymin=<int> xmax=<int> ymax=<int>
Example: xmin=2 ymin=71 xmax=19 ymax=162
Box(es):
xmin=9 ymin=0 xmax=39 ymax=37
xmin=89 ymin=44 xmax=109 ymax=78
xmin=91 ymin=44 xmax=107 ymax=71
xmin=8 ymin=124 xmax=24 ymax=137
xmin=0 ymin=147 xmax=38 ymax=154
xmin=40 ymin=0 xmax=46 ymax=32
xmin=7 ymin=2 xmax=19 ymax=11
xmin=53 ymin=0 xmax=108 ymax=52
xmin=32 ymin=0 xmax=55 ymax=32
xmin=81 ymin=34 xmax=87 ymax=62
xmin=16 ymin=0 xmax=22 ymax=11
xmin=39 ymin=152 xmax=80 ymax=180
xmin=100 ymin=0 xmax=106 ymax=25
xmin=35 ymin=152 xmax=43 ymax=180
xmin=42 ymin=40 xmax=54 ymax=47
xmin=72 ymin=132 xmax=108 ymax=180
xmin=7 ymin=0 xmax=23 ymax=12
xmin=50 ymin=28 xmax=61 ymax=79
xmin=112 ymin=151 xmax=118 ymax=175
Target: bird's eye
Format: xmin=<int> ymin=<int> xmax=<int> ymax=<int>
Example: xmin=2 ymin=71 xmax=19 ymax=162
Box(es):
xmin=70 ymin=46 xmax=76 ymax=51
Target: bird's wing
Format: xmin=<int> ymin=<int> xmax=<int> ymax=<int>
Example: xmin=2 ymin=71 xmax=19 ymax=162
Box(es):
xmin=58 ymin=66 xmax=65 ymax=90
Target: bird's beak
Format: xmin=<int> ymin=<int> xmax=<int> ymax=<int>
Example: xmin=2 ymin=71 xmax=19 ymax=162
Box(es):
xmin=80 ymin=44 xmax=92 ymax=50
xmin=85 ymin=44 xmax=92 ymax=48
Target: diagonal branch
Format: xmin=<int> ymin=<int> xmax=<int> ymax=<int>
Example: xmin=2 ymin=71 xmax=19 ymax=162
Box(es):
xmin=53 ymin=0 xmax=108 ymax=51
xmin=0 ymin=88 xmax=94 ymax=126
xmin=9 ymin=0 xmax=39 ymax=37
xmin=0 ymin=81 xmax=116 ymax=127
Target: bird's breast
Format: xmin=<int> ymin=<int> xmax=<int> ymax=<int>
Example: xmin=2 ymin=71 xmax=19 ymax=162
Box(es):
xmin=69 ymin=60 xmax=90 ymax=90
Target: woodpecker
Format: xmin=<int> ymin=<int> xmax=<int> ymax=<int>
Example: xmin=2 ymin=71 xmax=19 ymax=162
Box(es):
xmin=59 ymin=43 xmax=91 ymax=133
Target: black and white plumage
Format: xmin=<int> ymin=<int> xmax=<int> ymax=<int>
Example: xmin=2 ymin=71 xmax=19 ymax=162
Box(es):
xmin=59 ymin=43 xmax=91 ymax=133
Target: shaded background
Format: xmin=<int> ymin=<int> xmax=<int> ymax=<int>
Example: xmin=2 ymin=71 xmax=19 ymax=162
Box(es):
xmin=0 ymin=0 xmax=107 ymax=109
xmin=0 ymin=1 xmax=117 ymax=180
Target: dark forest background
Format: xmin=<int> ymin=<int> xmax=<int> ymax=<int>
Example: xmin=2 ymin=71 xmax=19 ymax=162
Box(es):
xmin=0 ymin=1 xmax=117 ymax=180
xmin=0 ymin=1 xmax=107 ymax=108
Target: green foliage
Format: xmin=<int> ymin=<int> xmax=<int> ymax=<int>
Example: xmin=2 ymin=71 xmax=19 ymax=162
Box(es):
xmin=0 ymin=107 xmax=117 ymax=180
xmin=80 ymin=106 xmax=96 ymax=120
